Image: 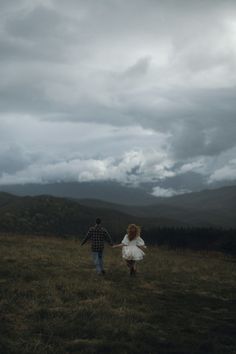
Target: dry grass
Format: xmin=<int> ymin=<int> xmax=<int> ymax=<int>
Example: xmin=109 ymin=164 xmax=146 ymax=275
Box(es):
xmin=0 ymin=234 xmax=236 ymax=354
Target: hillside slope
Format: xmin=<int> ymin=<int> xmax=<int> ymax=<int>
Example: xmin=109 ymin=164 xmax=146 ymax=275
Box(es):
xmin=0 ymin=235 xmax=235 ymax=354
xmin=0 ymin=193 xmax=183 ymax=238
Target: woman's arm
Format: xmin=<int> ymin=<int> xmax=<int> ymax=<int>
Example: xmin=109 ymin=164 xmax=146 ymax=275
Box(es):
xmin=112 ymin=243 xmax=125 ymax=248
xmin=136 ymin=237 xmax=147 ymax=251
xmin=113 ymin=234 xmax=128 ymax=248
xmin=137 ymin=245 xmax=147 ymax=251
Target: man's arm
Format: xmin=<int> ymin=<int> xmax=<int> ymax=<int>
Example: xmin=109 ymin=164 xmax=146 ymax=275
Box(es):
xmin=81 ymin=228 xmax=92 ymax=246
xmin=104 ymin=229 xmax=113 ymax=246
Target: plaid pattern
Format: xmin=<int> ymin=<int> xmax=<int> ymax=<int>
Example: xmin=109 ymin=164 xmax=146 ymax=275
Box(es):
xmin=81 ymin=225 xmax=113 ymax=252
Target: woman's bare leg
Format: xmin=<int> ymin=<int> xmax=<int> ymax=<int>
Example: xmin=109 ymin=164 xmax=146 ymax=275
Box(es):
xmin=133 ymin=261 xmax=137 ymax=275
xmin=126 ymin=260 xmax=136 ymax=276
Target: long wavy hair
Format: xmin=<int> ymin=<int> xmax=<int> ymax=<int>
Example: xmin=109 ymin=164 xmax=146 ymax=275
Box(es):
xmin=127 ymin=224 xmax=141 ymax=241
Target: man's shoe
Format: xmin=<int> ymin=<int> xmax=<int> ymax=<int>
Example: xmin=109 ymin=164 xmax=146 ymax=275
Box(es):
xmin=101 ymin=270 xmax=106 ymax=275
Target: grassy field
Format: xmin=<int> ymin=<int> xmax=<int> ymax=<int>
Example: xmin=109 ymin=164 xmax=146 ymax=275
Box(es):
xmin=0 ymin=235 xmax=236 ymax=354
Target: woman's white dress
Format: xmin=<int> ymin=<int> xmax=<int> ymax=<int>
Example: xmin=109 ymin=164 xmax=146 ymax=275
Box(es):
xmin=121 ymin=234 xmax=146 ymax=261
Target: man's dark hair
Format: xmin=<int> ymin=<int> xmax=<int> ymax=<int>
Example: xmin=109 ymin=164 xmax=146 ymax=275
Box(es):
xmin=96 ymin=217 xmax=102 ymax=225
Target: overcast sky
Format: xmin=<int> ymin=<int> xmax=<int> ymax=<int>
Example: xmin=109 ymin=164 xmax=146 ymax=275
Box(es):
xmin=0 ymin=0 xmax=236 ymax=196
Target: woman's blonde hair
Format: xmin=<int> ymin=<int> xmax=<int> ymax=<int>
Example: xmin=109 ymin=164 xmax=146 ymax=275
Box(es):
xmin=127 ymin=224 xmax=141 ymax=241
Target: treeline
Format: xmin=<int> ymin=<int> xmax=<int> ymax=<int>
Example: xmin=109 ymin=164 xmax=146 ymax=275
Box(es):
xmin=142 ymin=227 xmax=236 ymax=255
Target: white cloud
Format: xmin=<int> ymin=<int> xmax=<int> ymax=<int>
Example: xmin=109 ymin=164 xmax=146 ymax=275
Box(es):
xmin=151 ymin=186 xmax=189 ymax=197
xmin=208 ymin=159 xmax=236 ymax=183
xmin=0 ymin=149 xmax=175 ymax=186
xmin=178 ymin=160 xmax=206 ymax=174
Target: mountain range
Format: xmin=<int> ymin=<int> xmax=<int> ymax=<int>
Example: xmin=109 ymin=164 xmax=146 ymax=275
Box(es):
xmin=79 ymin=184 xmax=236 ymax=228
xmin=0 ymin=191 xmax=182 ymax=239
xmin=0 ymin=181 xmax=158 ymax=205
xmin=0 ymin=183 xmax=235 ymax=231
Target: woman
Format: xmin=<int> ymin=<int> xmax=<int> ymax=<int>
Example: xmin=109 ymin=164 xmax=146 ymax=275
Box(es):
xmin=113 ymin=224 xmax=146 ymax=276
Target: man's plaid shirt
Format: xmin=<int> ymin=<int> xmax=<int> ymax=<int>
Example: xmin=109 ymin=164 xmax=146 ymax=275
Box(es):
xmin=81 ymin=225 xmax=113 ymax=252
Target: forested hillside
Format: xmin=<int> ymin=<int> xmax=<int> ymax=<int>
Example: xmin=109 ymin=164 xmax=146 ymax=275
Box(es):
xmin=0 ymin=192 xmax=235 ymax=254
xmin=0 ymin=192 xmax=181 ymax=239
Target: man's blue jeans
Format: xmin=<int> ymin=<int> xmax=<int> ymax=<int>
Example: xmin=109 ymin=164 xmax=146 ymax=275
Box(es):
xmin=92 ymin=251 xmax=104 ymax=273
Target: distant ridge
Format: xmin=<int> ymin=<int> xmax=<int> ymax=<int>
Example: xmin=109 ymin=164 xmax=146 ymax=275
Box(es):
xmin=77 ymin=185 xmax=236 ymax=228
xmin=0 ymin=181 xmax=235 ymax=208
xmin=0 ymin=184 xmax=235 ymax=230
xmin=0 ymin=181 xmax=158 ymax=205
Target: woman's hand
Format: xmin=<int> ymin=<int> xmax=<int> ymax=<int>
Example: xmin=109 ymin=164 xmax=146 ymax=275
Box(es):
xmin=112 ymin=244 xmax=123 ymax=248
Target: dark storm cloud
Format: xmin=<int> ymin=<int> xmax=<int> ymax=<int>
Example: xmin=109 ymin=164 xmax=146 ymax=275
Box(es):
xmin=0 ymin=145 xmax=30 ymax=174
xmin=0 ymin=0 xmax=236 ymax=193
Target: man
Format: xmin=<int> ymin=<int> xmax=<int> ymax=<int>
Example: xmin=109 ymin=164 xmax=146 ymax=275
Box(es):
xmin=81 ymin=218 xmax=113 ymax=275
